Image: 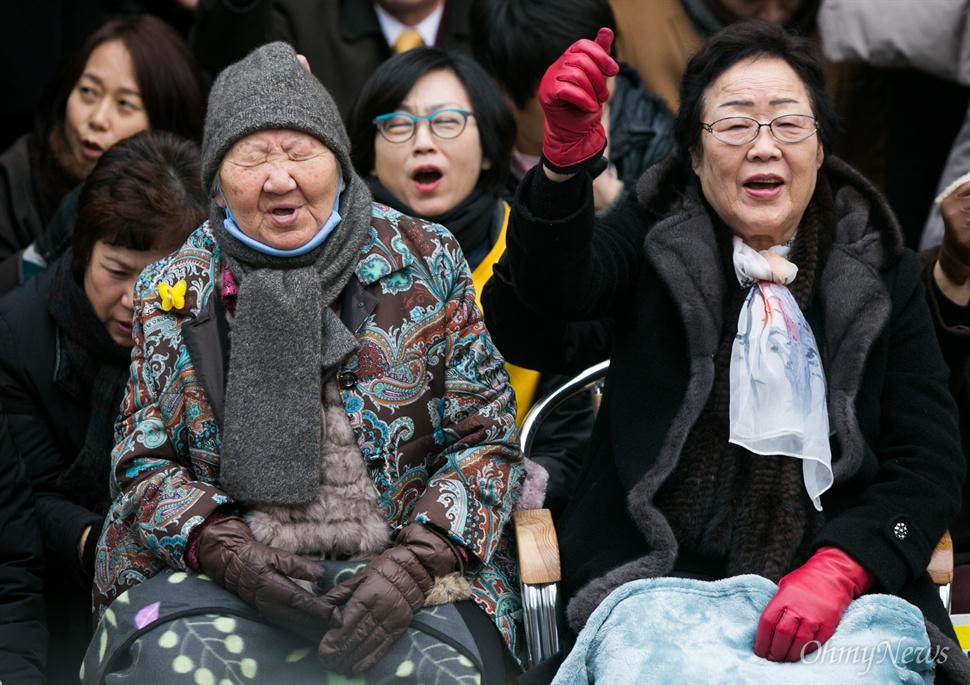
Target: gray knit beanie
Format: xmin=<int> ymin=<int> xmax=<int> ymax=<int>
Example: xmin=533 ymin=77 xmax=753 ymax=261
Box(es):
xmin=201 ymin=41 xmax=352 ymax=193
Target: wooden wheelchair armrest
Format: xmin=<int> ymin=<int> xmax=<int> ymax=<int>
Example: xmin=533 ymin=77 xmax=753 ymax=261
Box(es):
xmin=928 ymin=530 xmax=954 ymax=586
xmin=513 ymin=509 xmax=561 ymax=584
xmin=513 ymin=515 xmax=952 ymax=587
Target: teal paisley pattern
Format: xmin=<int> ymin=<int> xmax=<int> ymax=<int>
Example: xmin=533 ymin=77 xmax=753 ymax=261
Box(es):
xmin=93 ymin=205 xmax=524 ymax=663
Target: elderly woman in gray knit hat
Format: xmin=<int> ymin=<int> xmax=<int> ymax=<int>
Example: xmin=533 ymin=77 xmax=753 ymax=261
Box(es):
xmin=88 ymin=42 xmax=523 ymax=683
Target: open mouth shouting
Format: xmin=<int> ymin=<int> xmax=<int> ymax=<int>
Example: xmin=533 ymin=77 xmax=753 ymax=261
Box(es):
xmin=743 ymin=174 xmax=784 ymax=198
xmin=412 ymin=165 xmax=444 ymax=192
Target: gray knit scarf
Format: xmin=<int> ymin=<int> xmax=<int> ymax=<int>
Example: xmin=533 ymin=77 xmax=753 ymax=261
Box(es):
xmin=213 ymin=178 xmax=372 ymax=505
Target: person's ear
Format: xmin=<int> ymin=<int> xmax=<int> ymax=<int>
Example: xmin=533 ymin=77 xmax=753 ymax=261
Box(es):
xmin=482 ymin=157 xmax=492 ymax=171
xmin=690 ymin=148 xmax=702 ymax=175
xmin=214 ymin=193 xmax=225 ymax=209
xmin=816 ymin=144 xmax=824 ymax=169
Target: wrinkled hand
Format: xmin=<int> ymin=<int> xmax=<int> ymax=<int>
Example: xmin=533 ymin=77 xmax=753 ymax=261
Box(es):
xmin=196 ymin=516 xmax=335 ymax=641
xmin=317 ymin=523 xmax=463 ymax=674
xmin=754 ymin=547 xmax=873 ymax=662
xmin=538 ymin=27 xmax=619 ymax=175
xmin=938 ymin=181 xmax=970 ymax=285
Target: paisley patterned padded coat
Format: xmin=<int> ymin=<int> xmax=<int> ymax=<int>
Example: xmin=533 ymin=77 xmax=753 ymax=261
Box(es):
xmin=92 ymin=205 xmax=524 ymax=657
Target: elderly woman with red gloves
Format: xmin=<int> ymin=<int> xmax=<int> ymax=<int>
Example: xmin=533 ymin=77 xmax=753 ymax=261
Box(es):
xmin=494 ymin=20 xmax=970 ymax=683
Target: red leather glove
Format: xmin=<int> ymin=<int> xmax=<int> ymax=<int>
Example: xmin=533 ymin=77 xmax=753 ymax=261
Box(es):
xmin=754 ymin=547 xmax=873 ymax=662
xmin=538 ymin=27 xmax=619 ymax=175
xmin=938 ymin=181 xmax=970 ymax=285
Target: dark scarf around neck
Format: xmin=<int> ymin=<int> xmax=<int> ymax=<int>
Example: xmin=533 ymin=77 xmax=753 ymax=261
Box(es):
xmin=47 ymin=252 xmax=132 ymax=515
xmin=212 ymin=172 xmax=372 ymax=506
xmin=366 ymin=175 xmax=494 ymax=260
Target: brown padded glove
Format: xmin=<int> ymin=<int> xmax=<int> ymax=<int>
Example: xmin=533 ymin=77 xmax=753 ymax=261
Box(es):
xmin=317 ymin=523 xmax=464 ymax=673
xmin=196 ymin=515 xmax=336 ymax=641
xmin=938 ymin=181 xmax=970 ymax=285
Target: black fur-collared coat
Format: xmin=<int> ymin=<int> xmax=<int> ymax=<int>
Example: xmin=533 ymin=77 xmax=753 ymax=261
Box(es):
xmin=506 ymin=156 xmax=969 ymax=681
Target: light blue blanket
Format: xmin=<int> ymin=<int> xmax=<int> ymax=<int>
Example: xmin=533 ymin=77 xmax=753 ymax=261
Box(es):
xmin=554 ymin=574 xmax=935 ymax=684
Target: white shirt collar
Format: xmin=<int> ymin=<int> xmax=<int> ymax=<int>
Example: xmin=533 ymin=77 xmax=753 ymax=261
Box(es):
xmin=373 ymin=1 xmax=444 ymax=49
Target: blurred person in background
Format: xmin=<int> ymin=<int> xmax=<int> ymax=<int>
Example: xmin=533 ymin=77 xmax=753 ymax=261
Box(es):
xmin=0 ymin=14 xmax=207 ymax=295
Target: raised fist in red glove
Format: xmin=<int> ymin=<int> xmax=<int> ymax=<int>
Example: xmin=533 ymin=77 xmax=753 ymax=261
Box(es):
xmin=539 ymin=27 xmax=619 ymax=176
xmin=754 ymin=547 xmax=873 ymax=662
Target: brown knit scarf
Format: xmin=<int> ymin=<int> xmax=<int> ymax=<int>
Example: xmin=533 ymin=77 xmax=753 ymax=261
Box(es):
xmin=654 ymin=175 xmax=836 ymax=582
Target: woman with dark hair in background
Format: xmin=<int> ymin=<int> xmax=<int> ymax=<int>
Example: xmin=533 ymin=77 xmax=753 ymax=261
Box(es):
xmin=0 ymin=13 xmax=208 ymax=295
xmin=0 ymin=130 xmax=206 ymax=684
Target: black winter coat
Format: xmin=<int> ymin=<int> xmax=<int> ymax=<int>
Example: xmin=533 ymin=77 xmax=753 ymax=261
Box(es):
xmin=0 ymin=406 xmax=47 ymax=685
xmin=0 ymin=135 xmax=42 ymax=295
xmin=0 ymin=263 xmax=104 ymax=684
xmin=0 ymin=265 xmax=100 ymax=586
xmin=918 ymin=251 xmax=970 ymax=568
xmin=482 ymin=62 xmax=668 ymax=378
xmin=506 ymin=157 xmax=968 ymax=679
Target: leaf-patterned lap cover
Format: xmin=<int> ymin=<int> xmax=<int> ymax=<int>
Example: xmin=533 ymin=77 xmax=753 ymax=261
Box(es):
xmin=81 ymin=565 xmax=484 ymax=685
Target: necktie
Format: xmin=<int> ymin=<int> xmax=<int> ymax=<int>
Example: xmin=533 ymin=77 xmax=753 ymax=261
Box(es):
xmin=394 ymin=29 xmax=425 ymax=53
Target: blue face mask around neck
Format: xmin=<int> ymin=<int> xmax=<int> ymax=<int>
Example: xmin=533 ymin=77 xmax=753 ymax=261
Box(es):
xmin=220 ymin=173 xmax=345 ymax=258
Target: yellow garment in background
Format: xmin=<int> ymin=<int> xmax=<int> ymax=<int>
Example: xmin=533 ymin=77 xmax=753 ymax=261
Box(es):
xmin=470 ymin=201 xmax=541 ymax=423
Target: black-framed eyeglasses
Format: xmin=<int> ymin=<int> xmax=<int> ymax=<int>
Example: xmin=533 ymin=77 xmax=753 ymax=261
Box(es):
xmin=373 ymin=109 xmax=475 ymax=143
xmin=701 ymin=114 xmax=819 ymax=146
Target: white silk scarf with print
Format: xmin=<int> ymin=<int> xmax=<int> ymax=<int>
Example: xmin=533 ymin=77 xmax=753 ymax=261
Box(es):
xmin=729 ymin=235 xmax=833 ymax=511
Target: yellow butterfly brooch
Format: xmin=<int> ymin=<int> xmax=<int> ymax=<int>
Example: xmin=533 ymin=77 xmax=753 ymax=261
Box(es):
xmin=157 ymin=280 xmax=187 ymax=312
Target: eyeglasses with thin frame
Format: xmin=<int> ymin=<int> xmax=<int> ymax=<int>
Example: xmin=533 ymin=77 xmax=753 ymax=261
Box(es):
xmin=701 ymin=114 xmax=819 ymax=146
xmin=373 ymin=108 xmax=475 ymax=143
